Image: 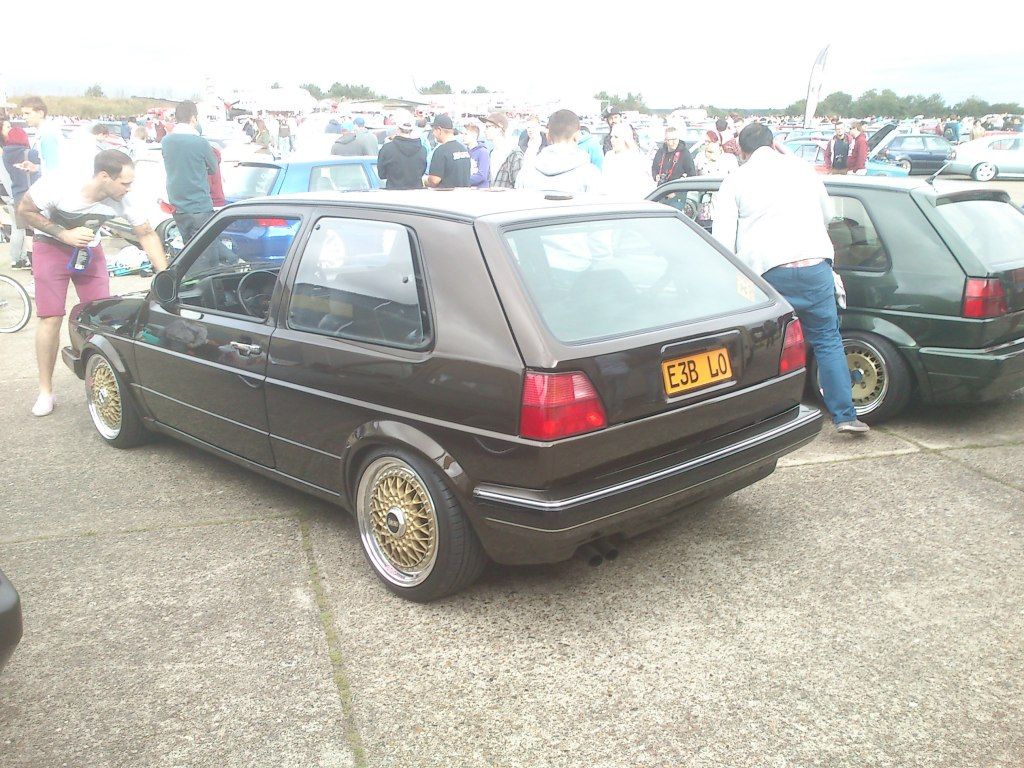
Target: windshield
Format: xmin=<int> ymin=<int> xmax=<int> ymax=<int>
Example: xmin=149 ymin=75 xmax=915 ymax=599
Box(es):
xmin=223 ymin=165 xmax=280 ymax=201
xmin=933 ymin=198 xmax=1024 ymax=271
xmin=503 ymin=216 xmax=770 ymax=343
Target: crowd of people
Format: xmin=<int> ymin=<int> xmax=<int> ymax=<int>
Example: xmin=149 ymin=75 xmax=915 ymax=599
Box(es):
xmin=2 ymin=92 xmax=1020 ymax=428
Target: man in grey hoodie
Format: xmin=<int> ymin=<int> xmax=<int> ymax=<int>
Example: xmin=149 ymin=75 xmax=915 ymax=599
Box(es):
xmin=515 ymin=110 xmax=602 ymax=195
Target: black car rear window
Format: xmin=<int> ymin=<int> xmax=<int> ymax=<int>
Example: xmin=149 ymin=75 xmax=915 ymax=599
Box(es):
xmin=503 ymin=217 xmax=770 ymax=343
xmin=933 ymin=198 xmax=1024 ymax=271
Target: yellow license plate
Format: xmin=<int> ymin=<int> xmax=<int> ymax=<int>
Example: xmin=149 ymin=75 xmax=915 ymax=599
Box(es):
xmin=661 ymin=347 xmax=733 ymax=396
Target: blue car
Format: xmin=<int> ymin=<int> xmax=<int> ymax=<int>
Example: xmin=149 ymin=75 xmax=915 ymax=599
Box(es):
xmin=223 ymin=156 xmax=381 ymax=204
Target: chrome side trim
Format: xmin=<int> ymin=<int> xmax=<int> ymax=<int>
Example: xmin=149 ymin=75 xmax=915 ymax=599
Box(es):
xmin=134 ymin=340 xmax=265 ymax=380
xmin=132 ymin=384 xmax=270 ymax=436
xmin=151 ymin=421 xmax=341 ymax=499
xmin=473 ymin=406 xmax=821 ymax=512
xmin=270 ymin=433 xmax=343 ymax=461
xmin=919 ymin=334 xmax=1024 ymax=356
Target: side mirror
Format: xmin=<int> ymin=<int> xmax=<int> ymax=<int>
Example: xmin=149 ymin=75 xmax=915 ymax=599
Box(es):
xmin=152 ymin=269 xmax=178 ymax=306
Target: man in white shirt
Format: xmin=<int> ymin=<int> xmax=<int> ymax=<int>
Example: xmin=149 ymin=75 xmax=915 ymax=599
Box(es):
xmin=712 ymin=122 xmax=868 ymax=434
xmin=18 ymin=149 xmax=167 ymax=417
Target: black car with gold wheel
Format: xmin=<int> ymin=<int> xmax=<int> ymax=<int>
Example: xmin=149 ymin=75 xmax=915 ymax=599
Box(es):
xmin=651 ymin=176 xmax=1024 ymax=424
xmin=63 ymin=190 xmax=822 ymax=601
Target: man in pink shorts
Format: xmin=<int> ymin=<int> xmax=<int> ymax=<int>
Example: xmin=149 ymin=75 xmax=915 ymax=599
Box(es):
xmin=17 ymin=149 xmax=168 ymax=416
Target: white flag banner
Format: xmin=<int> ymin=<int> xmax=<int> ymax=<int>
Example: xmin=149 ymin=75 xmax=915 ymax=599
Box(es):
xmin=804 ymin=46 xmax=831 ymax=128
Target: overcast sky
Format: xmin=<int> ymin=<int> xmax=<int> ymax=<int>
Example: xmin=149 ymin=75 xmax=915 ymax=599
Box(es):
xmin=6 ymin=3 xmax=1023 ymax=109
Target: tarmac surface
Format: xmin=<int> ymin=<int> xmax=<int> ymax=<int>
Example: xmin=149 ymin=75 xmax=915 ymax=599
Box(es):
xmin=1 ymin=182 xmax=1023 ymax=768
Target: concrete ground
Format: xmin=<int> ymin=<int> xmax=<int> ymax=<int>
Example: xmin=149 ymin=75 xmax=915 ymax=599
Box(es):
xmin=1 ymin=196 xmax=1023 ymax=767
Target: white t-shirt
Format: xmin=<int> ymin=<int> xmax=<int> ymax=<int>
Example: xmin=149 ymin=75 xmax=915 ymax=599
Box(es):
xmin=27 ymin=175 xmax=147 ymax=230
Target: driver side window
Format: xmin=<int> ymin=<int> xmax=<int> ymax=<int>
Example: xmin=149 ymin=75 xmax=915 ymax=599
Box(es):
xmin=177 ymin=216 xmax=301 ymax=318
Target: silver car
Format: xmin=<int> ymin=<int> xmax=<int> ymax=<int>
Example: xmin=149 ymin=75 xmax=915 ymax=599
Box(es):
xmin=947 ymin=134 xmax=1024 ymax=181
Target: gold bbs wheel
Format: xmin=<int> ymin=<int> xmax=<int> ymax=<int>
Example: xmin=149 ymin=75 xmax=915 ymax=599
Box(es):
xmin=357 ymin=457 xmax=439 ymax=588
xmin=86 ymin=355 xmax=123 ymax=440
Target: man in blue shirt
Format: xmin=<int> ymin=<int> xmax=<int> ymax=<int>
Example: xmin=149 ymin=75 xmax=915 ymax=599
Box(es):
xmin=161 ymin=100 xmax=218 ymax=242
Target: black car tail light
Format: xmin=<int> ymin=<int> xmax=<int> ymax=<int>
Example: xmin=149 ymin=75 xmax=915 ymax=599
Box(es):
xmin=779 ymin=319 xmax=806 ymax=375
xmin=520 ymin=371 xmax=607 ymax=440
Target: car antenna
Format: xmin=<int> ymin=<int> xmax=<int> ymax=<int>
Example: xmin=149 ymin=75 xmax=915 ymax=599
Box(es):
xmin=926 ymin=161 xmax=951 ymax=187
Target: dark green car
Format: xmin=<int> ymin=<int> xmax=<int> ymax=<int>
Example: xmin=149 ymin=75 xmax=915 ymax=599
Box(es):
xmin=650 ymin=176 xmax=1024 ymax=422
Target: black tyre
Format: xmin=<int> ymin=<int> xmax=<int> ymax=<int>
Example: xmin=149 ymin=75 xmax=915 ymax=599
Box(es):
xmin=85 ymin=352 xmax=148 ymax=448
xmin=897 ymin=159 xmax=912 ymax=173
xmin=355 ymin=447 xmax=486 ymax=602
xmin=811 ymin=331 xmax=913 ymax=424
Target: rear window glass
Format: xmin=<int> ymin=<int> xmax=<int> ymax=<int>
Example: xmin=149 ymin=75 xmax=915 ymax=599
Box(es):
xmin=223 ymin=165 xmax=280 ymax=200
xmin=933 ymin=199 xmax=1024 ymax=271
xmin=308 ymin=163 xmax=370 ymax=192
xmin=503 ymin=217 xmax=770 ymax=343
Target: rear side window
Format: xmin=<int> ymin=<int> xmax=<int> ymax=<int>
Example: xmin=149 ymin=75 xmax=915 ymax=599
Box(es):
xmin=933 ymin=199 xmax=1024 ymax=271
xmin=828 ymin=197 xmax=891 ymax=272
xmin=308 ymin=164 xmax=371 ymax=192
xmin=288 ymin=218 xmax=429 ymax=348
xmin=503 ymin=217 xmax=769 ymax=343
xmin=223 ymin=165 xmax=280 ymax=200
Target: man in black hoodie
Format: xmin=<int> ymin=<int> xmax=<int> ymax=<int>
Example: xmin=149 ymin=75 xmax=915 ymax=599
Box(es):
xmin=377 ymin=123 xmax=427 ymax=189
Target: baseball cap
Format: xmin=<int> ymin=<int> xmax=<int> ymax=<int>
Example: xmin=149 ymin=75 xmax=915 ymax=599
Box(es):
xmin=398 ymin=121 xmax=414 ymax=133
xmin=603 ymin=106 xmax=621 ymax=120
xmin=432 ymin=114 xmax=454 ymax=131
xmin=340 ymin=121 xmax=354 ymax=132
xmin=482 ymin=112 xmax=509 ymax=131
xmin=353 ymin=116 xmax=365 ymax=127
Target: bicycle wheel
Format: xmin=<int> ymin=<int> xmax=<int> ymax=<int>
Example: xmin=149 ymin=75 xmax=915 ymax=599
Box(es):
xmin=0 ymin=274 xmax=32 ymax=333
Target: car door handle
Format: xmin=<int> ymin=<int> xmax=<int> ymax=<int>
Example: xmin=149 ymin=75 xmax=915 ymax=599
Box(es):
xmin=230 ymin=341 xmax=262 ymax=357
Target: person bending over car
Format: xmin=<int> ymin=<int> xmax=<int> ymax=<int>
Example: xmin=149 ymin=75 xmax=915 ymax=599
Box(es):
xmin=712 ymin=123 xmax=869 ymax=435
xmin=17 ymin=149 xmax=167 ymax=417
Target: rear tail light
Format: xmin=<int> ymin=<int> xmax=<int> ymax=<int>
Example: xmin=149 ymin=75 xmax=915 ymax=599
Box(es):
xmin=158 ymin=199 xmax=176 ymax=214
xmin=519 ymin=371 xmax=607 ymax=440
xmin=962 ymin=278 xmax=1007 ymax=318
xmin=779 ymin=319 xmax=806 ymax=375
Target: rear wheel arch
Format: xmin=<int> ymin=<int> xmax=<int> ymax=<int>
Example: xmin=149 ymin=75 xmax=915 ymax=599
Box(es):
xmin=809 ymin=329 xmax=915 ymax=424
xmin=342 ymin=422 xmax=471 ymax=508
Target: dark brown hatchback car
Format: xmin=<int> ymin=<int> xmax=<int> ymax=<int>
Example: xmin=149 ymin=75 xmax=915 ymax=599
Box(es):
xmin=64 ymin=190 xmax=822 ymax=601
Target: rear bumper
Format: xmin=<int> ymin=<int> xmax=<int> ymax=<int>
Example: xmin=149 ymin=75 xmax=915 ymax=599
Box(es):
xmin=470 ymin=404 xmax=822 ymax=565
xmin=917 ymin=336 xmax=1024 ymax=402
xmin=0 ymin=569 xmax=23 ymax=672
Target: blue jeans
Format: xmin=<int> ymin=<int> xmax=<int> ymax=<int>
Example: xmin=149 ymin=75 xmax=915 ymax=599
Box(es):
xmin=763 ymin=261 xmax=857 ymax=424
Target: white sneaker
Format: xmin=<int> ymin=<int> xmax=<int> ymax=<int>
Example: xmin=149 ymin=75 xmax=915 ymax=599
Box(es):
xmin=31 ymin=393 xmax=55 ymax=417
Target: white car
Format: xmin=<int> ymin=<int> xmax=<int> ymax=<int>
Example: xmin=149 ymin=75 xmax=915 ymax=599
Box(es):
xmin=947 ymin=134 xmax=1024 ymax=181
